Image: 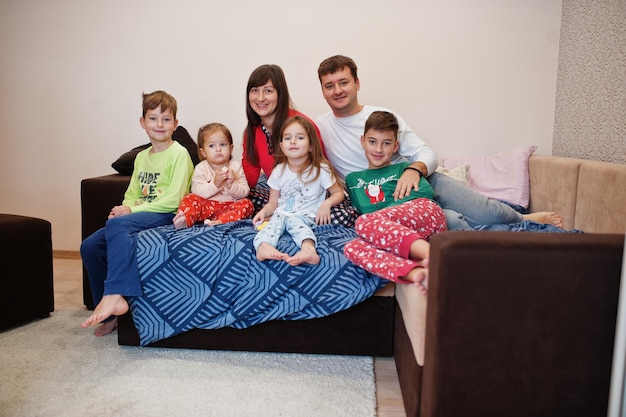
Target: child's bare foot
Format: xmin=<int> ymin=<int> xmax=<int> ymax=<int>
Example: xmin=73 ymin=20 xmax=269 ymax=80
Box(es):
xmin=256 ymin=242 xmax=288 ymax=262
xmin=94 ymin=317 xmax=118 ymax=337
xmin=81 ymin=294 xmax=129 ymax=329
xmin=403 ymin=267 xmax=429 ymax=296
xmin=173 ymin=211 xmax=188 ymax=229
xmin=204 ymin=219 xmax=223 ymax=226
xmin=523 ymin=212 xmax=562 ymax=228
xmin=285 ymin=246 xmax=320 ymax=266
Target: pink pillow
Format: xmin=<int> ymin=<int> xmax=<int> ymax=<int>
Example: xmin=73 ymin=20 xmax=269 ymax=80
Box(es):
xmin=442 ymin=146 xmax=537 ymax=208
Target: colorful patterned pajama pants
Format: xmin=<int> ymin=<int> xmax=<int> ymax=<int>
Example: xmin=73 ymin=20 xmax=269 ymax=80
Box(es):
xmin=343 ymin=198 xmax=447 ymax=283
xmin=178 ymin=194 xmax=254 ymax=227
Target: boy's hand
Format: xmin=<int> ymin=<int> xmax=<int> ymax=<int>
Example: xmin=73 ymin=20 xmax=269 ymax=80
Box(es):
xmin=108 ymin=205 xmax=131 ymax=219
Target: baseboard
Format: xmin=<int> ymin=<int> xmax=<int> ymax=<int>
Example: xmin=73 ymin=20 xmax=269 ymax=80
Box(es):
xmin=53 ymin=250 xmax=81 ymax=260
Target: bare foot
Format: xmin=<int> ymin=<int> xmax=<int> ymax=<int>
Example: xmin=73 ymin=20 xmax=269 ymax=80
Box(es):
xmin=81 ymin=294 xmax=129 ymax=328
xmin=204 ymin=219 xmax=223 ymax=226
xmin=523 ymin=212 xmax=562 ymax=228
xmin=403 ymin=267 xmax=429 ymax=296
xmin=173 ymin=211 xmax=188 ymax=229
xmin=285 ymin=246 xmax=320 ymax=266
xmin=94 ymin=317 xmax=118 ymax=337
xmin=256 ymin=242 xmax=288 ymax=262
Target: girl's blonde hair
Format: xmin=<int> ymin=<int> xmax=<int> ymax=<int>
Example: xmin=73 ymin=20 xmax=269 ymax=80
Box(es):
xmin=196 ymin=123 xmax=233 ymax=161
xmin=274 ymin=116 xmax=341 ymax=186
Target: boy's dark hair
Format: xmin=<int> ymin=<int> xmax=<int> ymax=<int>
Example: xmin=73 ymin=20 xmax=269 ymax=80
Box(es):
xmin=197 ymin=123 xmax=233 ymax=161
xmin=317 ymin=55 xmax=358 ymax=82
xmin=244 ymin=64 xmax=292 ymax=166
xmin=142 ymin=90 xmax=177 ymax=118
xmin=364 ymin=111 xmax=399 ymax=138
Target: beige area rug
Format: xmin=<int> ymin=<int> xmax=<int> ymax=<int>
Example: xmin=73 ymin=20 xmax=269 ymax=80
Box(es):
xmin=0 ymin=311 xmax=376 ymax=417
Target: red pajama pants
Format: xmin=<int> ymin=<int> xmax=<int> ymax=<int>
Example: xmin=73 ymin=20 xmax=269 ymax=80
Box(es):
xmin=178 ymin=194 xmax=254 ymax=227
xmin=343 ymin=198 xmax=447 ymax=283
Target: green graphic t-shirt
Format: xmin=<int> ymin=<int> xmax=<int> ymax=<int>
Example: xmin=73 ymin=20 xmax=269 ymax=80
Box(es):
xmin=345 ymin=162 xmax=435 ymax=214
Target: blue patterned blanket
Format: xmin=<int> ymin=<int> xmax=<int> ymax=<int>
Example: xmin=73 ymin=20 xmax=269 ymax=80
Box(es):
xmin=127 ymin=216 xmax=579 ymax=346
xmin=128 ymin=221 xmax=389 ymax=346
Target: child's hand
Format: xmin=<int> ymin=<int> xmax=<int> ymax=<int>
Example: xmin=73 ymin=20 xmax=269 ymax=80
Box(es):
xmin=315 ymin=203 xmax=332 ymax=225
xmin=225 ymin=169 xmax=235 ymax=188
xmin=214 ymin=167 xmax=228 ymax=188
xmin=108 ymin=205 xmax=131 ymax=219
xmin=252 ymin=211 xmax=266 ymax=225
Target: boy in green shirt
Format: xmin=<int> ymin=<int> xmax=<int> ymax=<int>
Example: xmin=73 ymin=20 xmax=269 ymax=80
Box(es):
xmin=344 ymin=111 xmax=447 ymax=294
xmin=81 ymin=90 xmax=193 ymax=336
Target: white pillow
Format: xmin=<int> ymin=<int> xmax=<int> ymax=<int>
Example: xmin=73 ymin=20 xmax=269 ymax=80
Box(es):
xmin=435 ymin=164 xmax=470 ymax=186
xmin=442 ymin=146 xmax=537 ymax=208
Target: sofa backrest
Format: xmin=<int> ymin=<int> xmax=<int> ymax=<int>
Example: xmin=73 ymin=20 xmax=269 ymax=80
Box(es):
xmin=529 ymin=155 xmax=626 ymax=233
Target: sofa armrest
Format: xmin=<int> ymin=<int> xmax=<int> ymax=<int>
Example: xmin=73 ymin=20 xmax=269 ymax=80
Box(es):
xmin=421 ymin=231 xmax=624 ymax=417
xmin=80 ymin=174 xmax=130 ymax=308
xmin=528 ymin=155 xmax=581 ymax=231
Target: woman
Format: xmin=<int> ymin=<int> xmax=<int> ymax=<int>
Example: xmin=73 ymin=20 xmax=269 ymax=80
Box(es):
xmin=242 ymin=64 xmax=357 ymax=228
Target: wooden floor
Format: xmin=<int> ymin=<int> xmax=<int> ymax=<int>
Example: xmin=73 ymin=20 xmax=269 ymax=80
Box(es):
xmin=53 ymin=255 xmax=407 ymax=417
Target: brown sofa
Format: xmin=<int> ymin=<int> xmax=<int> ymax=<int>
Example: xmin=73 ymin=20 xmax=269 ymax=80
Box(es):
xmin=394 ymin=155 xmax=626 ymax=416
xmin=80 ymin=174 xmax=396 ymax=356
xmin=81 ymin=155 xmax=626 ymax=415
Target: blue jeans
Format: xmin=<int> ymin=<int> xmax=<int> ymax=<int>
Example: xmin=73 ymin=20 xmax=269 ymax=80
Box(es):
xmin=80 ymin=212 xmax=174 ymax=305
xmin=253 ymin=212 xmax=317 ymax=250
xmin=427 ymin=172 xmax=523 ymax=230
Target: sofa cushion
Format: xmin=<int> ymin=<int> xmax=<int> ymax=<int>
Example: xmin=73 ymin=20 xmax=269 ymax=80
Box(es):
xmin=528 ymin=155 xmax=581 ymax=231
xmin=435 ymin=164 xmax=469 ymax=186
xmin=443 ymin=146 xmax=536 ymax=208
xmin=575 ymin=160 xmax=626 ymax=233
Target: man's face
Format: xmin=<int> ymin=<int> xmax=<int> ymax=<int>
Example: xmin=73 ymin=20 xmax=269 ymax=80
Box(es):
xmin=320 ymin=66 xmax=360 ymax=117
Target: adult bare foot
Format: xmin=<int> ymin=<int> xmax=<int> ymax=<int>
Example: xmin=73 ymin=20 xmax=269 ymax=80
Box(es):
xmin=81 ymin=294 xmax=129 ymax=328
xmin=256 ymin=242 xmax=288 ymax=262
xmin=523 ymin=212 xmax=562 ymax=228
xmin=285 ymin=246 xmax=320 ymax=266
xmin=173 ymin=211 xmax=188 ymax=229
xmin=94 ymin=317 xmax=118 ymax=337
xmin=403 ymin=267 xmax=429 ymax=296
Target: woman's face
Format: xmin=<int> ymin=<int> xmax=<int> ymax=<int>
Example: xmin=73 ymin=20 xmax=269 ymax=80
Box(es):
xmin=248 ymin=80 xmax=278 ymax=122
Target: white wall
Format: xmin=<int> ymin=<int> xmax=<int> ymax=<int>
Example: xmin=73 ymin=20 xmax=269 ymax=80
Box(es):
xmin=0 ymin=0 xmax=563 ymax=251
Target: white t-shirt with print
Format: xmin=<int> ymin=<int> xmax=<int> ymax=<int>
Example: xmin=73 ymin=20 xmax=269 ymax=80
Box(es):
xmin=267 ymin=162 xmax=335 ymax=219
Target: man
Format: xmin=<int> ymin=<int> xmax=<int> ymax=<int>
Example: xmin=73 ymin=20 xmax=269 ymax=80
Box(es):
xmin=315 ymin=55 xmax=562 ymax=230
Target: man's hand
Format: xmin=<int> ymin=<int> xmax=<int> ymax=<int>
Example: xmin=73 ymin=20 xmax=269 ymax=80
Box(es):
xmin=393 ymin=164 xmax=427 ymax=200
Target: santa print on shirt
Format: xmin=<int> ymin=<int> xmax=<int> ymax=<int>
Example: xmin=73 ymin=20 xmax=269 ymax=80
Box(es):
xmin=346 ymin=162 xmax=435 ymax=215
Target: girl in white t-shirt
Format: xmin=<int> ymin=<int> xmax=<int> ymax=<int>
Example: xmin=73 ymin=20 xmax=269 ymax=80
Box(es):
xmin=252 ymin=116 xmax=344 ymax=266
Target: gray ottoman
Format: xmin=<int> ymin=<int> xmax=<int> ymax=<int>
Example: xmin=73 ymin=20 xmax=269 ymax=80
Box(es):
xmin=0 ymin=214 xmax=54 ymax=330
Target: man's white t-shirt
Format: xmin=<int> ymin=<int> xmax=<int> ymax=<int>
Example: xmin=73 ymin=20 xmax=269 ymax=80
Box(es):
xmin=315 ymin=105 xmax=438 ymax=180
